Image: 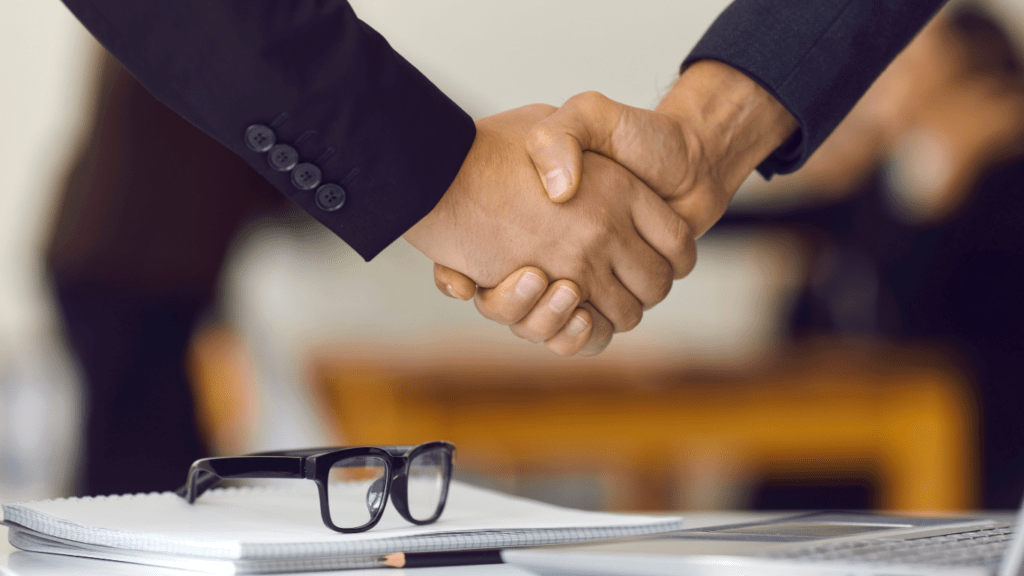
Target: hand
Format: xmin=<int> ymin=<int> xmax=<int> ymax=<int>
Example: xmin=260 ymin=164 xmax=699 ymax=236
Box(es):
xmin=435 ymin=61 xmax=798 ymax=355
xmin=434 ymin=263 xmax=614 ymax=356
xmin=529 ymin=60 xmax=798 ymax=244
xmin=404 ymin=104 xmax=688 ymax=333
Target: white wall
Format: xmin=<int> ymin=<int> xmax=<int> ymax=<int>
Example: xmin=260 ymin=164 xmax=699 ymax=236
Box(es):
xmin=0 ymin=1 xmax=94 ymax=500
xmin=349 ymin=0 xmax=730 ymax=117
xmin=0 ymin=1 xmax=95 ymax=346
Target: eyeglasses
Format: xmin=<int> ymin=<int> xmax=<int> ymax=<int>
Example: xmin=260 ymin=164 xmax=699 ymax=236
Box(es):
xmin=175 ymin=441 xmax=455 ymax=533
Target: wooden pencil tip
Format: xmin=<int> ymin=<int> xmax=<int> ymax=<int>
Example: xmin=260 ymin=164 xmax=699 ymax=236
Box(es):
xmin=382 ymin=552 xmax=406 ymax=568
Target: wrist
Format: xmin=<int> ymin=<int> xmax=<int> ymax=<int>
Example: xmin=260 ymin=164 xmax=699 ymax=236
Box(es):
xmin=656 ymin=60 xmax=797 ymax=193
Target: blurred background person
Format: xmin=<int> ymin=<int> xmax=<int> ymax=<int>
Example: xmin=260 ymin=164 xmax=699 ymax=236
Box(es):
xmin=727 ymin=2 xmax=1024 ymax=508
xmin=45 ymin=50 xmax=289 ymax=496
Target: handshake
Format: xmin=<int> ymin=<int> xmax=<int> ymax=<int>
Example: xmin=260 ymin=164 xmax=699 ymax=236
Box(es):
xmin=403 ymin=61 xmax=798 ymax=356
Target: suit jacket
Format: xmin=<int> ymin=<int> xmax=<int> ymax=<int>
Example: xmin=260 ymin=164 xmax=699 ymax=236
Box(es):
xmin=687 ymin=0 xmax=946 ymax=177
xmin=59 ymin=0 xmax=945 ymax=261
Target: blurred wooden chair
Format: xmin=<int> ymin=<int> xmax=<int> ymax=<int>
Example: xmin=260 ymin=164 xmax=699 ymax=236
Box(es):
xmin=306 ymin=339 xmax=978 ymax=512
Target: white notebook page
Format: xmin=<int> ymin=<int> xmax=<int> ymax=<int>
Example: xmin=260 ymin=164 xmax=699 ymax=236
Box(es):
xmin=3 ymin=481 xmax=683 ymax=562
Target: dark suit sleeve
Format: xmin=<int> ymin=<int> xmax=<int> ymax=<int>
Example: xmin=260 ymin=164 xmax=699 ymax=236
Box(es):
xmin=684 ymin=0 xmax=946 ymax=178
xmin=59 ymin=0 xmax=476 ymax=260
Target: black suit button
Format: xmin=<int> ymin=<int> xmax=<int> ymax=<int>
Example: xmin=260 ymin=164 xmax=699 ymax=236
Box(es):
xmin=291 ymin=163 xmax=322 ymax=190
xmin=244 ymin=124 xmax=276 ymax=152
xmin=315 ymin=184 xmax=346 ymax=212
xmin=268 ymin=144 xmax=298 ymax=171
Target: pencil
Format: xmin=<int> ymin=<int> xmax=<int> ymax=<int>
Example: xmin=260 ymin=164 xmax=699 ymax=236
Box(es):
xmin=382 ymin=549 xmax=504 ymax=569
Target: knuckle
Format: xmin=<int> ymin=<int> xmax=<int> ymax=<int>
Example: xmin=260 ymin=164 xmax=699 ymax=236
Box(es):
xmin=528 ymin=124 xmax=561 ymax=154
xmin=475 ymin=297 xmax=520 ymax=326
xmin=545 ymin=340 xmax=578 ymax=357
xmin=508 ymin=324 xmax=532 ymax=341
xmin=675 ymin=234 xmax=698 ymax=279
xmin=523 ymin=102 xmax=557 ymax=116
xmin=522 ymin=329 xmax=548 ymax=344
xmin=514 ymin=323 xmax=547 ymax=344
xmin=687 ymin=187 xmax=730 ymax=238
xmin=580 ymin=329 xmax=613 ymax=356
xmin=507 ymin=325 xmax=532 ymax=338
xmin=648 ymin=271 xmax=673 ymax=307
xmin=615 ymin=305 xmax=643 ymax=333
xmin=667 ymin=217 xmax=698 ymax=279
xmin=607 ymin=165 xmax=633 ymax=193
xmin=677 ymin=244 xmax=698 ymax=279
xmin=570 ymin=90 xmax=609 ymax=114
xmin=534 ymin=313 xmax=572 ymax=343
xmin=561 ymin=261 xmax=595 ymax=302
xmin=432 ymin=265 xmax=452 ymax=290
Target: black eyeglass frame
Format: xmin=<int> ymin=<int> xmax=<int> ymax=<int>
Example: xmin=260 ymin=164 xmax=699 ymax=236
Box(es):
xmin=175 ymin=441 xmax=455 ymax=533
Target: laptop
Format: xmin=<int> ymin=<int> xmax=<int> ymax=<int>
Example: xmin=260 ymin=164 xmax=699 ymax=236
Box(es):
xmin=504 ymin=503 xmax=1024 ymax=576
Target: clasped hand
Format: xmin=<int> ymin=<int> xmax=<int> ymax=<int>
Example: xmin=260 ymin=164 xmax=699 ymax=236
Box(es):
xmin=403 ymin=61 xmax=797 ymax=356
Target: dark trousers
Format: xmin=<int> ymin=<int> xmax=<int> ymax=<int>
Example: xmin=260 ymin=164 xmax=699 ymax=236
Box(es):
xmin=56 ymin=283 xmax=211 ymax=496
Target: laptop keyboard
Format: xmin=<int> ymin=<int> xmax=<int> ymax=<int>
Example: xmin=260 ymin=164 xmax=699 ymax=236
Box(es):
xmin=760 ymin=524 xmax=1015 ymax=567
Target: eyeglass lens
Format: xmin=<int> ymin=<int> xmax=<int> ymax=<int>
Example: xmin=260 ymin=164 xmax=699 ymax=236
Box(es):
xmin=407 ymin=446 xmax=451 ymax=521
xmin=327 ymin=455 xmax=389 ymax=529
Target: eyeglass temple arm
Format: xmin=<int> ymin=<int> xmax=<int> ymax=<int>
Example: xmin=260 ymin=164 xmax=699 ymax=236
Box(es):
xmin=175 ymin=456 xmax=305 ymax=503
xmin=249 ymin=446 xmax=419 ymax=458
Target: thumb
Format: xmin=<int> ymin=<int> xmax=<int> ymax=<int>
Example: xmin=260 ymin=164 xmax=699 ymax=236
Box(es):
xmin=527 ymin=91 xmax=622 ymax=203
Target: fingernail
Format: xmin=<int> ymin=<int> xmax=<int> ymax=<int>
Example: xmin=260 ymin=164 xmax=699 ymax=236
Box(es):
xmin=545 ymin=168 xmax=570 ymax=199
xmin=515 ymin=272 xmax=545 ymax=298
xmin=446 ymin=284 xmax=461 ymax=299
xmin=549 ymin=286 xmax=579 ymax=313
xmin=564 ymin=314 xmax=590 ymax=337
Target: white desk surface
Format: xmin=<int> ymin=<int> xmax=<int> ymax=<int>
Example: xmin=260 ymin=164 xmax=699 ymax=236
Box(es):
xmin=0 ymin=512 xmax=770 ymax=576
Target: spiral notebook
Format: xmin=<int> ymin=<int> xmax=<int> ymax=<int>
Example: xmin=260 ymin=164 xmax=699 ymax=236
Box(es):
xmin=2 ymin=481 xmax=683 ymax=574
